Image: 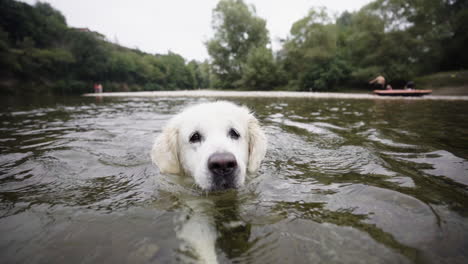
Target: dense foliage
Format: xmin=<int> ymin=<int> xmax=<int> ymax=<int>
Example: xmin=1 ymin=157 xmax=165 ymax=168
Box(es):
xmin=0 ymin=0 xmax=210 ymax=94
xmin=206 ymin=0 xmax=278 ymax=89
xmin=1 ymin=0 xmax=467 ymax=94
xmin=208 ymin=0 xmax=467 ymax=91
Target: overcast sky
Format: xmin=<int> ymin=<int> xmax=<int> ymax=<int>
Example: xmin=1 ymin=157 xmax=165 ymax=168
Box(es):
xmin=21 ymin=0 xmax=373 ymax=61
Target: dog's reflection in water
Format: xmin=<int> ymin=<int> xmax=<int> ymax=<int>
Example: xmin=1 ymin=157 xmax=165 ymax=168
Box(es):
xmin=175 ymin=191 xmax=251 ymax=263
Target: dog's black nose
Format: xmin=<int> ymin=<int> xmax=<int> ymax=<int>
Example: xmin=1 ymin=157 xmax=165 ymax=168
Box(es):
xmin=208 ymin=152 xmax=238 ymax=189
xmin=208 ymin=152 xmax=237 ymax=175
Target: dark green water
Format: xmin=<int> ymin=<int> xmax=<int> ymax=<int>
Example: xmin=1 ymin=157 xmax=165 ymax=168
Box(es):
xmin=0 ymin=96 xmax=467 ymax=263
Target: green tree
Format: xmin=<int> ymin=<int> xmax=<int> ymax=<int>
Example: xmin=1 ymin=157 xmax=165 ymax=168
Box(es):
xmin=66 ymin=30 xmax=109 ymax=82
xmin=206 ymin=0 xmax=269 ymax=89
xmin=281 ymin=8 xmax=350 ymax=91
xmin=187 ymin=60 xmax=201 ymax=89
xmin=241 ymin=47 xmax=283 ymax=90
xmin=367 ymin=0 xmax=468 ymax=73
xmin=342 ymin=8 xmax=387 ymax=81
xmin=335 ymin=6 xmax=416 ymax=83
xmin=198 ymin=60 xmax=213 ymax=88
xmin=0 ymin=27 xmax=19 ymax=76
xmin=157 ymin=52 xmax=192 ymax=90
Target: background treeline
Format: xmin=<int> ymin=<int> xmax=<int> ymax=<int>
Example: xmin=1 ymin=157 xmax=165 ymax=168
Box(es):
xmin=208 ymin=0 xmax=468 ymax=91
xmin=1 ymin=0 xmax=467 ymax=94
xmin=0 ymin=0 xmax=211 ymax=95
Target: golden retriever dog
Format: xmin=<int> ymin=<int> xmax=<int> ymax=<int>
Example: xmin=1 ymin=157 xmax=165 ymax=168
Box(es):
xmin=152 ymin=101 xmax=267 ymax=191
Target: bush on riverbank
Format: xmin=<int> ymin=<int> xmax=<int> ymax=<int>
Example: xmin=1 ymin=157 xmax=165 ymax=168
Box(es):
xmin=415 ymin=71 xmax=468 ymax=88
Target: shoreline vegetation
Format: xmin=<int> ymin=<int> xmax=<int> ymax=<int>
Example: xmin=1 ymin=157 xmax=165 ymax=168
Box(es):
xmin=1 ymin=0 xmax=467 ymax=96
xmin=82 ymin=90 xmax=468 ymax=101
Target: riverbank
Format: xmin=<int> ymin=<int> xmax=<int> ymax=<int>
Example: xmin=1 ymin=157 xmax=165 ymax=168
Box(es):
xmin=83 ymin=90 xmax=468 ymax=101
xmin=415 ymin=70 xmax=468 ymax=95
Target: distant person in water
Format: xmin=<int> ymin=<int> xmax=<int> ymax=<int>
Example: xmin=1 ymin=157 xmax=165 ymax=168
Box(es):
xmin=404 ymin=81 xmax=414 ymax=90
xmin=94 ymin=83 xmax=103 ymax=93
xmin=369 ymin=75 xmax=386 ymax=90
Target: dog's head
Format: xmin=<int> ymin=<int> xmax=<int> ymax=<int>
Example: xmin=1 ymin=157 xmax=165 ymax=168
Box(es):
xmin=151 ymin=101 xmax=267 ymax=191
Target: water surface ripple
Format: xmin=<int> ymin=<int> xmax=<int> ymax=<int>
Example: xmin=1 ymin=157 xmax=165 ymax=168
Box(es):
xmin=0 ymin=96 xmax=467 ymax=263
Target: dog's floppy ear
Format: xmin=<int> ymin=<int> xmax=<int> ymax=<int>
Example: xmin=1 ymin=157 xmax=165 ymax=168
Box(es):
xmin=151 ymin=124 xmax=181 ymax=174
xmin=247 ymin=115 xmax=267 ymax=173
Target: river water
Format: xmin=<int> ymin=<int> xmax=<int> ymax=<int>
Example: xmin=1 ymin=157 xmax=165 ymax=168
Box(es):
xmin=0 ymin=95 xmax=467 ymax=263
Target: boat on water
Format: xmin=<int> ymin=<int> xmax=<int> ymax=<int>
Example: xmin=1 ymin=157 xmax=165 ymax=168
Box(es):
xmin=373 ymin=89 xmax=432 ymax=96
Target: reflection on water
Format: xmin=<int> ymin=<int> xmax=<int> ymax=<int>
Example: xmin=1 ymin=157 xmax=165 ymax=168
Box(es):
xmin=0 ymin=96 xmax=467 ymax=263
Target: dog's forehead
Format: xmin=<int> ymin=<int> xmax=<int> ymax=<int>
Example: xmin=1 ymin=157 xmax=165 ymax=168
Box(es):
xmin=179 ymin=114 xmax=245 ymax=134
xmin=176 ymin=102 xmax=249 ymax=135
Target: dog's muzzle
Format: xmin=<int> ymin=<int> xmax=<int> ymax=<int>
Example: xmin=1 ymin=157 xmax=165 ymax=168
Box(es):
xmin=208 ymin=152 xmax=238 ymax=190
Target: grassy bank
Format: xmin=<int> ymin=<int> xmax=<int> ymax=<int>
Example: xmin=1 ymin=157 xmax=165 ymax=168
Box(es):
xmin=415 ymin=70 xmax=468 ymax=95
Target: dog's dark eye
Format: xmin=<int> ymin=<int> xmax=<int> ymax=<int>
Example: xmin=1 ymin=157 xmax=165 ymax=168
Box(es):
xmin=228 ymin=128 xmax=240 ymax=140
xmin=189 ymin=131 xmax=202 ymax=143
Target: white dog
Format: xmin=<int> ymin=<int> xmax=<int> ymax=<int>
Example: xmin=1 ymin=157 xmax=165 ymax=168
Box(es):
xmin=152 ymin=101 xmax=267 ymax=191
